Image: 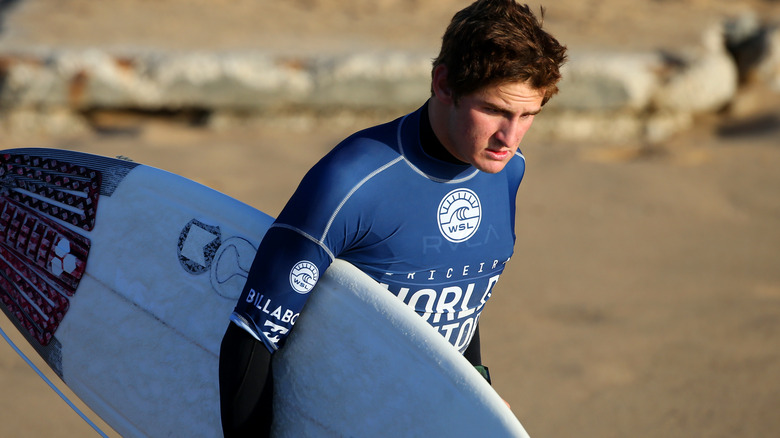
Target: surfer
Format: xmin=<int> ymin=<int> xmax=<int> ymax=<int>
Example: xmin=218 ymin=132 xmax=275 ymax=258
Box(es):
xmin=219 ymin=0 xmax=567 ymax=436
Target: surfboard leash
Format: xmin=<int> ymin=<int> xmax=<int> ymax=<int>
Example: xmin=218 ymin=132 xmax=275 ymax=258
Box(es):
xmin=0 ymin=324 xmax=110 ymax=438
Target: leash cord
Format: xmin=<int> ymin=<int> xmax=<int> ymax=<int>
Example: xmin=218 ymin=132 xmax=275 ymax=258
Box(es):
xmin=0 ymin=324 xmax=110 ymax=438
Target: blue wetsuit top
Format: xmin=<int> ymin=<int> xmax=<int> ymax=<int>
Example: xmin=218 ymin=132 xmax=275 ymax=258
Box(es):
xmin=231 ymin=103 xmax=525 ymax=354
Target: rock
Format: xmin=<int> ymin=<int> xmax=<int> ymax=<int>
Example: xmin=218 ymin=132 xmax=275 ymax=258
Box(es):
xmin=0 ymin=55 xmax=69 ymax=108
xmin=0 ymin=50 xmax=316 ymax=111
xmin=0 ymin=16 xmax=777 ymax=143
xmin=147 ymin=52 xmax=314 ymax=110
xmin=652 ymin=25 xmax=739 ymax=113
xmin=548 ymin=51 xmax=661 ymax=112
xmin=755 ymin=25 xmax=780 ymax=90
xmin=0 ymin=107 xmax=90 ymax=137
xmin=308 ymin=52 xmax=432 ymax=110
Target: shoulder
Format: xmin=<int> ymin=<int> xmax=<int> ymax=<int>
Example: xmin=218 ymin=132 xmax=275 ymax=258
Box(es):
xmin=282 ymin=117 xmax=406 ymax=213
xmin=307 ymin=117 xmax=406 ymax=185
xmin=276 ymin=116 xmax=409 ymax=236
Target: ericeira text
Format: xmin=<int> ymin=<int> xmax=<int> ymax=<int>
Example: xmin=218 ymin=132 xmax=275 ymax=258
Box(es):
xmin=383 ymin=257 xmax=509 ymax=281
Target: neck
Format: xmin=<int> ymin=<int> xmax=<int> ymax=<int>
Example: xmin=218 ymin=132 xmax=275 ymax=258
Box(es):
xmin=423 ymin=99 xmax=467 ymax=165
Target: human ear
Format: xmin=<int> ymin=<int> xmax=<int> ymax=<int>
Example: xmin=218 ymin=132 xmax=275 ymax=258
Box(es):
xmin=432 ymin=64 xmax=454 ymax=105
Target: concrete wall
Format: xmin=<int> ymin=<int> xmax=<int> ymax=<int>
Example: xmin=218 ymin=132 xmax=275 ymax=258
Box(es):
xmin=1 ymin=12 xmax=778 ymax=142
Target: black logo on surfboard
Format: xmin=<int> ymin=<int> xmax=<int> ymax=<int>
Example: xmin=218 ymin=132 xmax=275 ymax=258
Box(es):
xmin=178 ymin=219 xmax=222 ymax=274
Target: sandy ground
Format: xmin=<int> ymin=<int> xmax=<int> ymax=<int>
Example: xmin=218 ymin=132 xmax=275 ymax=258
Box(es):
xmin=1 ymin=0 xmax=780 ymax=437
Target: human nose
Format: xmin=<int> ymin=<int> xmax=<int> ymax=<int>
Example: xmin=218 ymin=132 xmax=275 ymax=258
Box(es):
xmin=495 ymin=118 xmax=526 ymax=148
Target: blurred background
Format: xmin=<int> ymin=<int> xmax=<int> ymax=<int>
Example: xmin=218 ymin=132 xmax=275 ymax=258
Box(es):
xmin=1 ymin=0 xmax=779 ymax=437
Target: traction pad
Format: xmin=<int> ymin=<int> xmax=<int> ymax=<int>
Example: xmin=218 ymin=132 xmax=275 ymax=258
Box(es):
xmin=0 ymin=153 xmax=97 ymax=346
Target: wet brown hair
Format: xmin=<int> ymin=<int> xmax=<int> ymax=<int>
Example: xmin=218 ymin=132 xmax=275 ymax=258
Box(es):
xmin=432 ymin=0 xmax=567 ymax=105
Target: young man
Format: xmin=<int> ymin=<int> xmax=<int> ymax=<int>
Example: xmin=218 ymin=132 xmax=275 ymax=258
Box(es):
xmin=219 ymin=1 xmax=567 ymax=436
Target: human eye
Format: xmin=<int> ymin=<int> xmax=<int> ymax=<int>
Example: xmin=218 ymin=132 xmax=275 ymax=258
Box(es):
xmin=483 ymin=105 xmax=510 ymax=118
xmin=520 ymin=109 xmax=541 ymax=120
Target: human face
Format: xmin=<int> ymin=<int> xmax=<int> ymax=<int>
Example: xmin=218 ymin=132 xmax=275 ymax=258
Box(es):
xmin=441 ymin=81 xmax=545 ymax=174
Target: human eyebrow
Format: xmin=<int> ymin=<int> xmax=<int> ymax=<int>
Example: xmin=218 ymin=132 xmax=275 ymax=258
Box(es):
xmin=482 ymin=102 xmax=515 ymax=117
xmin=483 ymin=101 xmax=542 ymax=118
xmin=482 ymin=102 xmax=506 ymax=113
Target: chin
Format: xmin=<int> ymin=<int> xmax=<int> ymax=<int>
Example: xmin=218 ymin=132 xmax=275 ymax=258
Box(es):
xmin=474 ymin=161 xmax=508 ymax=174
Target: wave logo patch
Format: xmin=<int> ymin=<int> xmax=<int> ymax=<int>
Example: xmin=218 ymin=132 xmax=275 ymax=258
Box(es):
xmin=437 ymin=188 xmax=482 ymax=243
xmin=289 ymin=260 xmax=319 ymax=294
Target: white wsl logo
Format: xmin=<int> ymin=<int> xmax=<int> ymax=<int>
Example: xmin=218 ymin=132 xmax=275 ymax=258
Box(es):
xmin=289 ymin=261 xmax=319 ymax=294
xmin=437 ymin=188 xmax=482 ymax=243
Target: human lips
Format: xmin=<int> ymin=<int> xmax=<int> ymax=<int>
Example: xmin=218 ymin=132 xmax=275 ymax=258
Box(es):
xmin=485 ymin=148 xmax=511 ymax=161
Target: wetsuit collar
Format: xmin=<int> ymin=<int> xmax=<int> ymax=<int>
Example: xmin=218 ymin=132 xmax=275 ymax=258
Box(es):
xmin=419 ymin=100 xmax=468 ymax=166
xmin=398 ymin=102 xmax=477 ymax=183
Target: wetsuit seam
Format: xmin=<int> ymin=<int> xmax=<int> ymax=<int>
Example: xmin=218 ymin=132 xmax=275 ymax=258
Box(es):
xmin=320 ymin=156 xmax=405 ymax=242
xmin=270 ymin=223 xmax=337 ymax=261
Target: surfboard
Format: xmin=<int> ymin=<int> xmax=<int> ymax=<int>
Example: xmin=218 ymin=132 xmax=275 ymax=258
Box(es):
xmin=0 ymin=147 xmax=529 ymax=437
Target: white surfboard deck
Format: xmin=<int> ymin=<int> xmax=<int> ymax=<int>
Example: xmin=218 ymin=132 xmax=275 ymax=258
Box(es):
xmin=0 ymin=148 xmax=528 ymax=437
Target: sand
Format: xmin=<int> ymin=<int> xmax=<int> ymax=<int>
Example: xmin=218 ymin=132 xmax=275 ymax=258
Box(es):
xmin=1 ymin=0 xmax=779 ymax=437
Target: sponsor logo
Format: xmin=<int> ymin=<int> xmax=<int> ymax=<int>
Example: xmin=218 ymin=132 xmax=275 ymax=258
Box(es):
xmin=437 ymin=188 xmax=482 ymax=243
xmin=289 ymin=261 xmax=319 ymax=294
xmin=177 ymin=218 xmax=259 ymax=299
xmin=244 ymin=289 xmax=299 ymax=349
xmin=210 ymin=236 xmax=257 ymax=299
xmin=178 ymin=219 xmax=222 ymax=274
